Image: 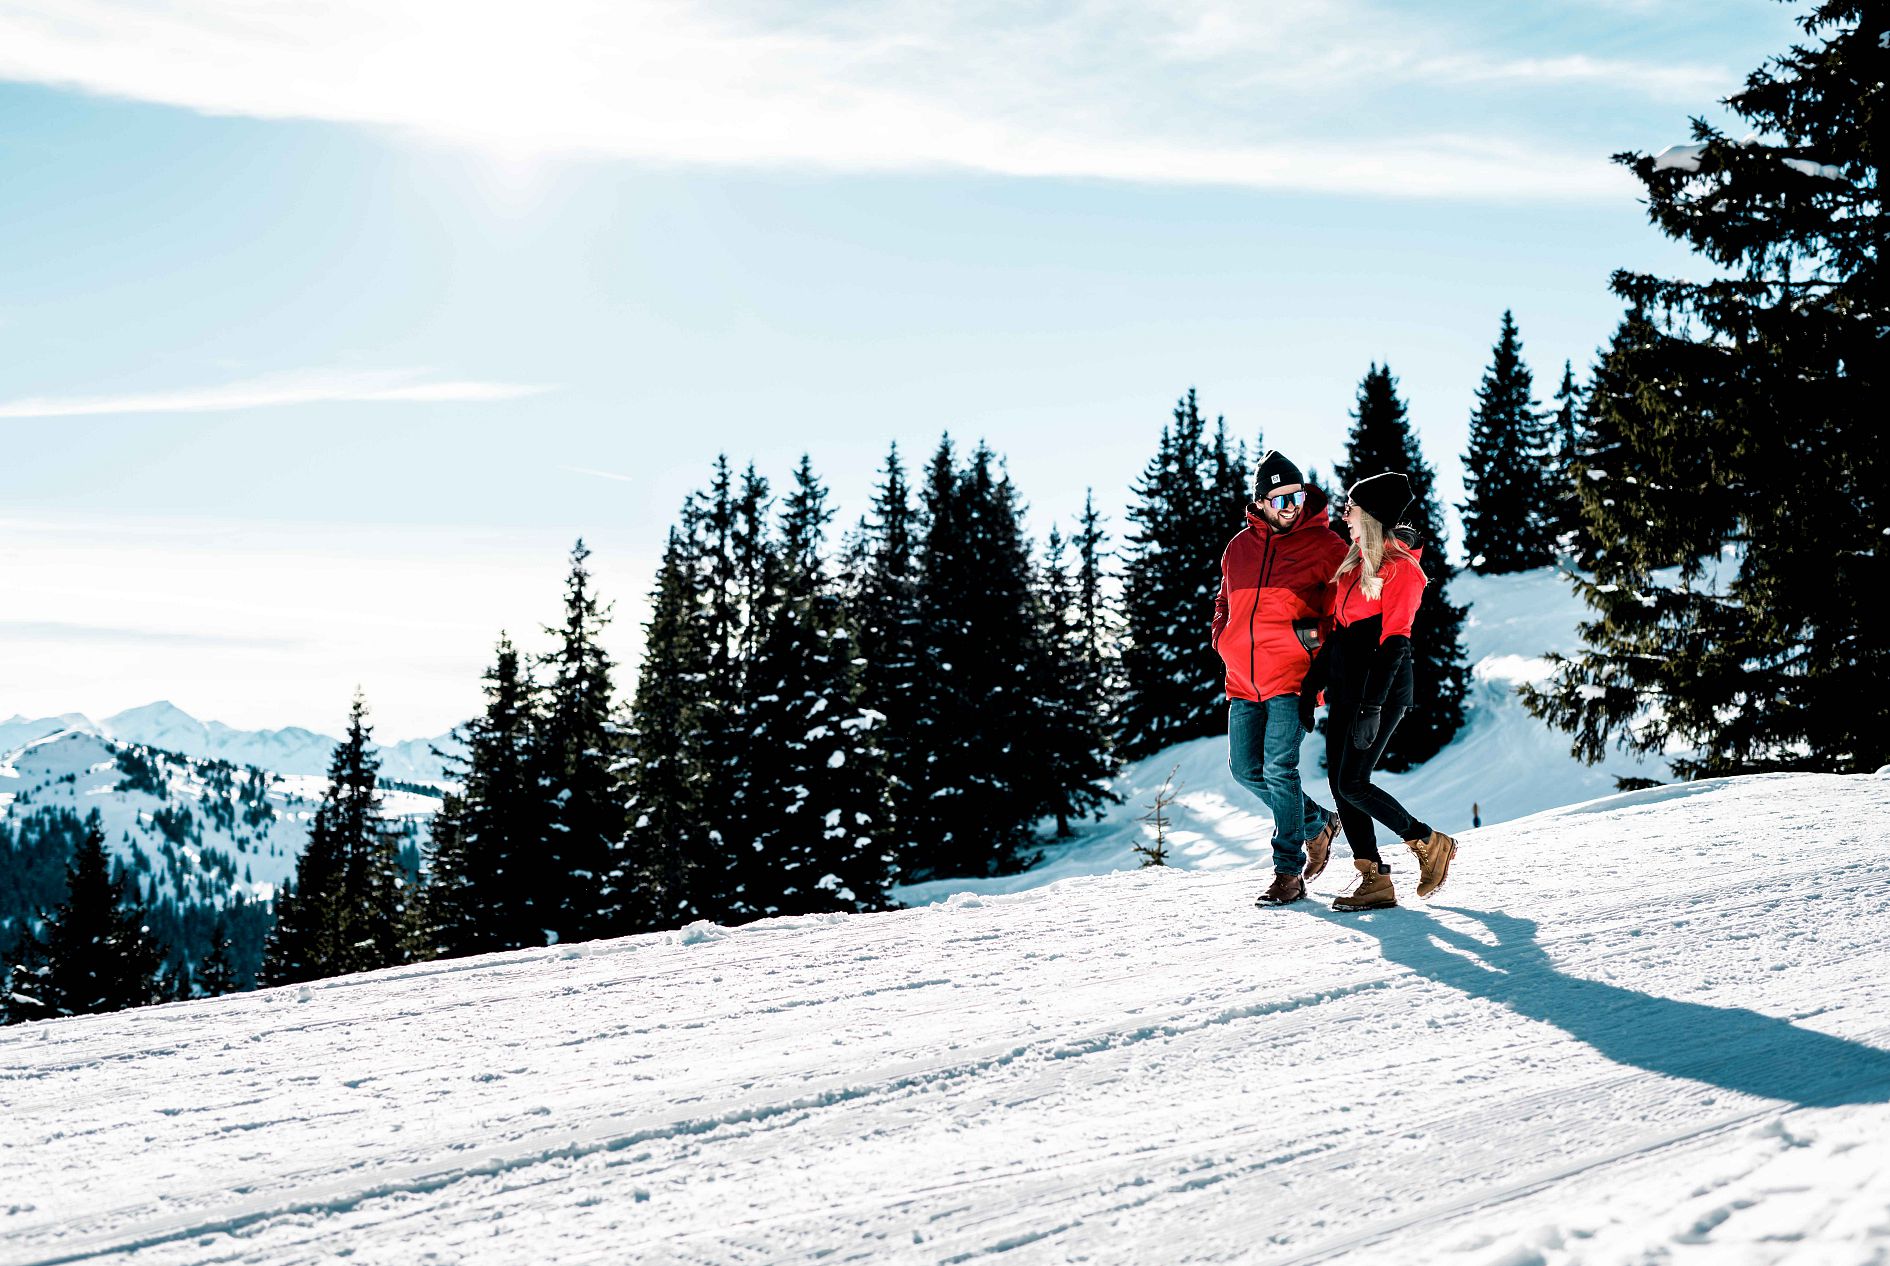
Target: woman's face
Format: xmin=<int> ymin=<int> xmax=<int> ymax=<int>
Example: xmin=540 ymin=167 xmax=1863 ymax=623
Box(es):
xmin=1344 ymin=501 xmax=1363 ymax=534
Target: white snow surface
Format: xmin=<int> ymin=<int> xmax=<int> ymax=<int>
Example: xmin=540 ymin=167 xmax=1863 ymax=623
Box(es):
xmin=4 ymin=770 xmax=1890 ymax=1265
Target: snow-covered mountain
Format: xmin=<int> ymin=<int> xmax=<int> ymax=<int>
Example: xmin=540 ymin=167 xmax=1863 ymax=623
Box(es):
xmin=0 ymin=729 xmax=443 ymax=908
xmin=5 ymin=769 xmax=1886 ymax=1264
xmin=0 ymin=701 xmax=462 ymax=787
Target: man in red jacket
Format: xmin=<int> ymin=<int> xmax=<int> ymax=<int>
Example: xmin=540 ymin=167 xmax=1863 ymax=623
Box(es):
xmin=1213 ymin=450 xmax=1348 ymax=906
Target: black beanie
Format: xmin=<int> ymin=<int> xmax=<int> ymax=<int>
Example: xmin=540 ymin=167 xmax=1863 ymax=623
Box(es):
xmin=1346 ymin=471 xmax=1413 ymax=528
xmin=1254 ymin=449 xmax=1305 ymax=499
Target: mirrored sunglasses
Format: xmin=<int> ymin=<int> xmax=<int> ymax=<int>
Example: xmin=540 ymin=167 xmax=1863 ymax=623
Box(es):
xmin=1267 ymin=490 xmax=1307 ymax=511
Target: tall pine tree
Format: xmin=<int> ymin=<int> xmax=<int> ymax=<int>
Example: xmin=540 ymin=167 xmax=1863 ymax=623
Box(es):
xmin=427 ymin=635 xmax=543 ymax=956
xmin=1460 ymin=310 xmax=1557 ymax=573
xmin=1527 ymin=3 xmax=1886 ymax=777
xmin=621 ymin=525 xmax=716 ymax=928
xmin=533 ymin=541 xmax=629 ymax=942
xmin=844 ymin=444 xmax=924 ymax=873
xmin=1119 ymin=390 xmax=1250 ymax=758
xmin=1027 ymin=522 xmax=1121 ymax=838
xmin=1546 ymin=360 xmax=1585 ymax=549
xmin=1333 ymin=364 xmax=1470 ymax=770
xmin=2 ymin=813 xmax=162 ymax=1022
xmin=263 ymin=692 xmax=407 ymax=984
xmin=744 ymin=457 xmax=896 ymax=914
xmin=905 ymin=438 xmax=1047 ymax=879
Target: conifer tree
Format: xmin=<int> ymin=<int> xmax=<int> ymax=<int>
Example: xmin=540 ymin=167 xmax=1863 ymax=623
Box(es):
xmin=531 ymin=541 xmax=629 ymax=943
xmin=1527 ymin=4 xmax=1885 ymax=777
xmin=1028 ymin=524 xmax=1120 ymax=837
xmin=621 ymin=525 xmax=715 ymax=928
xmin=744 ymin=457 xmax=896 ymax=914
xmin=844 ymin=444 xmax=923 ymax=869
xmin=905 ymin=438 xmax=1045 ymax=879
xmin=1119 ymin=391 xmax=1250 ymax=758
xmin=200 ymin=914 xmax=240 ymax=996
xmin=263 ymin=693 xmax=406 ymax=984
xmin=9 ymin=815 xmax=163 ymax=1020
xmin=1333 ymin=364 xmax=1469 ymax=770
xmin=1460 ymin=310 xmax=1557 ymax=573
xmin=1546 ymin=360 xmax=1584 ymax=548
xmin=429 ymin=636 xmax=542 ymax=956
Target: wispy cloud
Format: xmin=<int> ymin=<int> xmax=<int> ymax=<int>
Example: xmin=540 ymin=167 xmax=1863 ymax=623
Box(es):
xmin=0 ymin=368 xmax=550 ymax=419
xmin=0 ymin=620 xmax=306 ymax=650
xmin=0 ymin=0 xmax=1748 ymax=201
xmin=562 ymin=466 xmax=638 ymax=483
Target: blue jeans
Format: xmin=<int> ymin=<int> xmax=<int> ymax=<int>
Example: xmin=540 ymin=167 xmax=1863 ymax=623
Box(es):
xmin=1229 ymin=696 xmax=1333 ymax=874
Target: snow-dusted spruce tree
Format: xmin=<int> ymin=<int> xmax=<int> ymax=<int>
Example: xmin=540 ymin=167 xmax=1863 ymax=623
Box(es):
xmin=198 ymin=913 xmax=240 ymax=996
xmin=1527 ymin=2 xmax=1882 ymax=782
xmin=1333 ymin=364 xmax=1469 ymax=771
xmin=1027 ymin=523 xmax=1121 ymax=839
xmin=4 ymin=813 xmax=163 ymax=1023
xmin=1459 ymin=310 xmax=1559 ymax=573
xmin=1529 ymin=3 xmax=1884 ymax=776
xmin=743 ymin=458 xmax=896 ymax=915
xmin=842 ymin=443 xmax=924 ymax=872
xmin=531 ymin=541 xmax=630 ymax=943
xmin=903 ymin=438 xmax=1046 ymax=880
xmin=1118 ymin=390 xmax=1251 ymax=758
xmin=426 ymin=635 xmax=545 ymax=956
xmin=620 ymin=525 xmax=716 ymax=929
xmin=263 ymin=693 xmax=408 ymax=984
xmin=1073 ymin=492 xmax=1125 ymax=734
xmin=1546 ymin=361 xmax=1585 ymax=549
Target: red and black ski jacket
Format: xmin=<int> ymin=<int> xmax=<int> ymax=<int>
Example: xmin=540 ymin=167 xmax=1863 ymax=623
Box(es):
xmin=1313 ymin=545 xmax=1428 ymax=711
xmin=1212 ymin=487 xmax=1349 ymax=703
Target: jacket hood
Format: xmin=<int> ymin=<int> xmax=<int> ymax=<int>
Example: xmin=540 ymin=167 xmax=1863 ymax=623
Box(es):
xmin=1244 ymin=484 xmax=1333 ymax=536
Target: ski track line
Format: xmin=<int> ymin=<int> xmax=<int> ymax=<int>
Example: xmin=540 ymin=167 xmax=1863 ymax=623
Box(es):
xmin=1261 ymin=1101 xmax=1813 ymax=1266
xmin=8 ymin=886 xmax=1866 ymax=1260
xmin=0 ymin=975 xmax=1403 ymax=1266
xmin=92 ymin=988 xmax=1846 ymax=1266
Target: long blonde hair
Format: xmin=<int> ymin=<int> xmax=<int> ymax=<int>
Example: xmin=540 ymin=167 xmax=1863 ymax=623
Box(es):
xmin=1335 ymin=509 xmax=1413 ymax=600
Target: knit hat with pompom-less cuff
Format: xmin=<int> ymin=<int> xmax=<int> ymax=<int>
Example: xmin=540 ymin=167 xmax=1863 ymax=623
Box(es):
xmin=1254 ymin=449 xmax=1306 ymax=500
xmin=1346 ymin=471 xmax=1413 ymax=528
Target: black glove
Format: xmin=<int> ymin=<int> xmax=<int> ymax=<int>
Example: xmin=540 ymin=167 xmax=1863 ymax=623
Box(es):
xmin=1351 ymin=706 xmax=1382 ymax=751
xmin=1297 ymin=690 xmax=1316 ymax=733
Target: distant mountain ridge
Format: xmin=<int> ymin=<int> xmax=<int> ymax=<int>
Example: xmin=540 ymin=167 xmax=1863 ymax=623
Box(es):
xmin=0 ymin=701 xmax=463 ymax=785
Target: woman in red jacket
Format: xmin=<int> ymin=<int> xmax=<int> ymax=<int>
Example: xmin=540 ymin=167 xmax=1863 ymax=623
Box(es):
xmin=1301 ymin=472 xmax=1457 ymax=911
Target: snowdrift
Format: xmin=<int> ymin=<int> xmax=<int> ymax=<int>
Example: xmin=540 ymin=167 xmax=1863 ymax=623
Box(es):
xmin=5 ymin=770 xmax=1889 ymax=1265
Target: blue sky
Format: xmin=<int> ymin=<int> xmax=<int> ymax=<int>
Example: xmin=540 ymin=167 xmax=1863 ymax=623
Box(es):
xmin=0 ymin=0 xmax=1800 ymax=737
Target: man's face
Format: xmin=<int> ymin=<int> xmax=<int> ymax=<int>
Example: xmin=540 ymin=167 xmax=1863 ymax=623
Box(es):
xmin=1259 ymin=483 xmax=1306 ymax=530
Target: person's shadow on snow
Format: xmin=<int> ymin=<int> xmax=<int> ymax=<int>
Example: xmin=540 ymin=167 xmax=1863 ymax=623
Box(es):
xmin=1308 ymin=904 xmax=1890 ymax=1108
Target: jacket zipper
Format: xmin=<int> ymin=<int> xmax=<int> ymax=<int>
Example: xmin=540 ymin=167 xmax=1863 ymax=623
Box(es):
xmin=1248 ymin=530 xmax=1275 ymax=697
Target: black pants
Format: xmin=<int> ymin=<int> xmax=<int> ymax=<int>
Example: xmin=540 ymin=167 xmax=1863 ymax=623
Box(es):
xmin=1325 ymin=699 xmax=1430 ymax=865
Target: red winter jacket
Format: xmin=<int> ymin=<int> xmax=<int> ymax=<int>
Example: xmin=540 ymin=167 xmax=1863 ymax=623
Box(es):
xmin=1333 ymin=547 xmax=1427 ymax=641
xmin=1212 ymin=488 xmax=1349 ymax=702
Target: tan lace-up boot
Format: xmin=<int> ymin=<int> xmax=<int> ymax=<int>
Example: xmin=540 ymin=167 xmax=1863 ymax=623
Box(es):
xmin=1405 ymin=830 xmax=1458 ymax=897
xmin=1302 ymin=811 xmax=1341 ymax=881
xmin=1332 ymin=858 xmax=1397 ymax=912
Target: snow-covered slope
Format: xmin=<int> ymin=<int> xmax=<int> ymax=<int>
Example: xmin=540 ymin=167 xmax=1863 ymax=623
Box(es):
xmin=0 ymin=702 xmax=461 ymax=787
xmin=4 ymin=771 xmax=1887 ymax=1265
xmin=902 ymin=566 xmax=1669 ymax=904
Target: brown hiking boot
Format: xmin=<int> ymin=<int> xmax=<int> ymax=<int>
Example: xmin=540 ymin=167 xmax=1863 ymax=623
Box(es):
xmin=1303 ymin=811 xmax=1341 ymax=880
xmin=1256 ymin=872 xmax=1306 ymax=906
xmin=1405 ymin=830 xmax=1458 ymax=898
xmin=1332 ymin=859 xmax=1397 ymax=912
